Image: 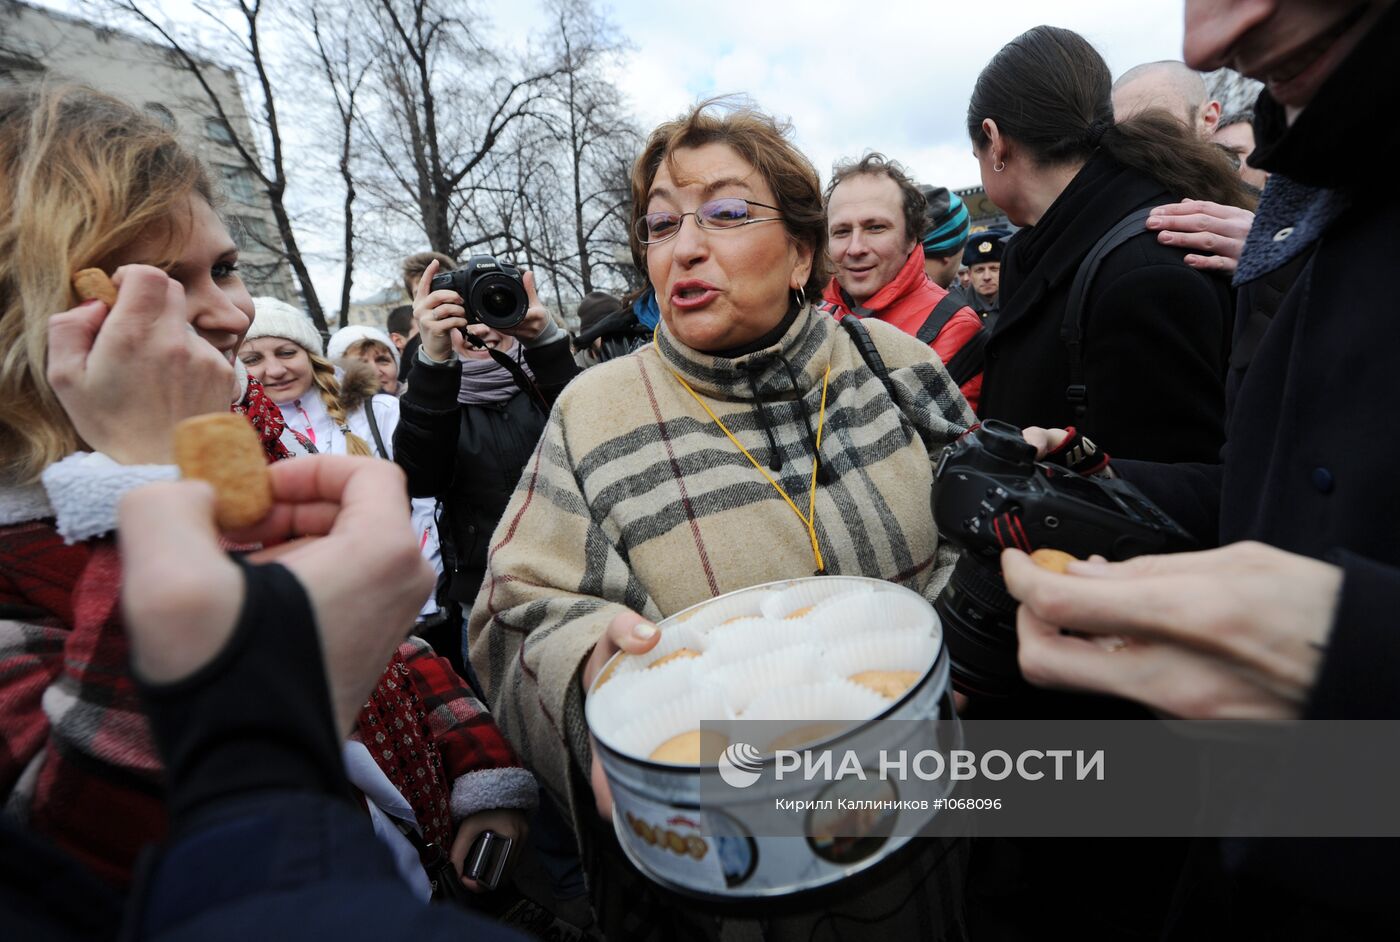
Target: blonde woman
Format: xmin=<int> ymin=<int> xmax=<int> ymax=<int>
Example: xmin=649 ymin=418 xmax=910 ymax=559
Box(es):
xmin=0 ymin=83 xmax=310 ymax=887
xmin=0 ymin=85 xmax=532 ymax=904
xmin=240 ymin=298 xmax=398 ymax=459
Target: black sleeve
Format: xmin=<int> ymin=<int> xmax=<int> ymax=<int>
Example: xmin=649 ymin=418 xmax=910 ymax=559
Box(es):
xmin=1082 ymin=263 xmax=1230 ymax=464
xmin=394 ymin=355 xmax=465 ymax=500
xmin=136 ymin=557 xmax=352 ymax=834
xmin=522 ymin=336 xmax=582 ymax=408
xmin=1111 ymin=457 xmax=1224 ymax=548
xmin=1307 ymin=550 xmax=1400 ymax=720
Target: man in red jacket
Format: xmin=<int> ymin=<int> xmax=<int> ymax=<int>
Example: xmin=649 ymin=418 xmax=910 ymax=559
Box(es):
xmin=820 ymin=153 xmax=983 ymax=412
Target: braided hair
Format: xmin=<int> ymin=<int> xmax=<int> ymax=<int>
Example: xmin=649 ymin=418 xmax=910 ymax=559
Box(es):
xmin=307 ymin=351 xmax=373 ymax=457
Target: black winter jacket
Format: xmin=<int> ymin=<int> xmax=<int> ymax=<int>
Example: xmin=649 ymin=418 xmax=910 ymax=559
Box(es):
xmin=394 ymin=338 xmax=580 ymax=606
xmin=980 ymin=153 xmax=1235 ymax=463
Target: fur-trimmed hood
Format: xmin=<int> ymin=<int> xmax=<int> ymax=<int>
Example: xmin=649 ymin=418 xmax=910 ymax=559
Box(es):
xmin=337 ymin=357 xmax=384 ymax=412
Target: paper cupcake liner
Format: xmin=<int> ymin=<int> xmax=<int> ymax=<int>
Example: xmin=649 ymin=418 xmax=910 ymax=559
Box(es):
xmin=823 ymin=627 xmax=939 ymax=677
xmin=743 ymin=679 xmax=893 ymax=753
xmin=804 ymin=590 xmax=938 ymax=646
xmin=699 ymin=615 xmax=771 ymax=648
xmin=586 ymin=655 xmax=704 ymax=739
xmin=743 ymin=678 xmax=892 ymax=725
xmin=607 ymin=624 xmax=707 ymax=679
xmin=665 ymin=590 xmax=767 ymax=634
xmin=824 ymin=630 xmax=938 ymax=702
xmin=702 ymin=644 xmax=825 ymax=715
xmin=705 ymin=618 xmax=819 ymax=667
xmin=759 ymin=579 xmax=875 ymax=622
xmin=608 ymin=687 xmax=730 ymax=765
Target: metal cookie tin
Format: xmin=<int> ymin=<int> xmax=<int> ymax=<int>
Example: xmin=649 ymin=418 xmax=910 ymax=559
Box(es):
xmin=584 ymin=576 xmax=958 ymax=901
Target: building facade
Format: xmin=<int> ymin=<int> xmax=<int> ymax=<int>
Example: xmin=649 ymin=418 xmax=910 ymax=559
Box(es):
xmin=1 ymin=0 xmax=298 ymax=302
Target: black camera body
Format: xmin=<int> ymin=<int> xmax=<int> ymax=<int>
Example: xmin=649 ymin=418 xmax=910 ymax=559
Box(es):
xmin=932 ymin=420 xmax=1194 ymax=697
xmin=429 ymin=255 xmax=528 ymax=330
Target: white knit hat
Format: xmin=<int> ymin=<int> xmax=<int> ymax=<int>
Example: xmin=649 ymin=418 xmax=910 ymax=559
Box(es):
xmin=245 ymin=297 xmax=324 ymax=356
xmin=326 ymin=324 xmax=400 ymax=368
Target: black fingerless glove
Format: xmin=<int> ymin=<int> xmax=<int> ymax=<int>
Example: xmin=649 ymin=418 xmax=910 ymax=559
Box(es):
xmin=1041 ymin=426 xmax=1112 ymax=476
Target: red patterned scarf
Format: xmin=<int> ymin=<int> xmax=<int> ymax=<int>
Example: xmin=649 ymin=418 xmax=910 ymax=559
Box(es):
xmin=358 ymin=649 xmax=453 ymax=849
xmin=233 ymin=378 xmax=311 ymax=462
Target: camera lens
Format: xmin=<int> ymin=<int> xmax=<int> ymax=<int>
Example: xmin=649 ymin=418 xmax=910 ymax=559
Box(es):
xmin=469 ymin=273 xmax=527 ymax=329
xmin=482 ymin=286 xmax=514 ymax=318
xmin=935 ymin=555 xmax=1025 ymax=698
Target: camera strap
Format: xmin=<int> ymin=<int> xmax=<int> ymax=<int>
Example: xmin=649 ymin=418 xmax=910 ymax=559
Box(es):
xmin=464 ymin=333 xmax=551 ymax=414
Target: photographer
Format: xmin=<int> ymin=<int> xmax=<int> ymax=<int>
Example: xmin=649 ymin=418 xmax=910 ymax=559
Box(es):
xmin=393 ymin=258 xmax=580 ymax=678
xmin=572 ymin=290 xmax=651 ymax=368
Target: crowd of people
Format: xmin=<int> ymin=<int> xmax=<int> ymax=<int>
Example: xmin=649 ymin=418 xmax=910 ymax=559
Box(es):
xmin=0 ymin=1 xmax=1395 ymax=938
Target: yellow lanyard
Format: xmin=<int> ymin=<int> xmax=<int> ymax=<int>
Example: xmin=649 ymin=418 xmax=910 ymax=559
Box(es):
xmin=659 ymin=341 xmax=832 ymax=574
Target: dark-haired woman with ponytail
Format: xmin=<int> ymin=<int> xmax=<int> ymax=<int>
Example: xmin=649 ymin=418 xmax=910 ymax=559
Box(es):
xmin=963 ymin=25 xmax=1256 ymax=938
xmin=970 ymin=25 xmax=1254 ymax=466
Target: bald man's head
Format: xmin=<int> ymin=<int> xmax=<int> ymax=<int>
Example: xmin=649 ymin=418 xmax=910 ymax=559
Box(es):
xmin=1113 ymin=61 xmax=1221 ymax=139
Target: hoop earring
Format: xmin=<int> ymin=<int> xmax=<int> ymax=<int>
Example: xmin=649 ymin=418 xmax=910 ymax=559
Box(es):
xmin=993 ymin=160 xmax=1006 ymax=173
xmin=792 ymin=285 xmax=808 ymax=310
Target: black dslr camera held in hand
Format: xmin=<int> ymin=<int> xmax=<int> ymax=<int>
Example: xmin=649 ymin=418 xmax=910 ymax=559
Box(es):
xmin=429 ymin=255 xmax=528 ymax=330
xmin=932 ymin=420 xmax=1195 ymax=698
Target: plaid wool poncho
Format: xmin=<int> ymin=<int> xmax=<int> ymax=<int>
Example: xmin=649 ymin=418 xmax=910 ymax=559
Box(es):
xmin=468 ymin=305 xmax=975 ymax=820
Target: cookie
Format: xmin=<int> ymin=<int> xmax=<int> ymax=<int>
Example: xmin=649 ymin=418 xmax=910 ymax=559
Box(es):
xmin=1029 ymin=548 xmax=1078 ymax=574
xmin=72 ymin=268 xmax=117 ymax=307
xmin=174 ymin=413 xmax=272 ymax=528
xmin=649 ymin=648 xmax=700 ymax=670
xmin=649 ymin=730 xmax=728 ymax=765
xmin=849 ymin=669 xmax=921 ymax=700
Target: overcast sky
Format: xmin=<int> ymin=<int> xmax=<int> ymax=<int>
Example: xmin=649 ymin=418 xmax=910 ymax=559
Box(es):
xmin=595 ymin=0 xmax=1185 ymax=195
xmin=38 ymin=0 xmax=1190 ymax=307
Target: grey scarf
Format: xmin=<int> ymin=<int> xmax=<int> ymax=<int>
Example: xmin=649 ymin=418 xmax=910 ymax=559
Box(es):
xmin=457 ymin=342 xmax=535 ymax=405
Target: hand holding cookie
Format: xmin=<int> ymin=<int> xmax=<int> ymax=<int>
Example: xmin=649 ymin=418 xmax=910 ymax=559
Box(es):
xmin=1002 ymin=544 xmax=1341 ymax=719
xmin=121 ymin=455 xmax=432 ymax=735
xmin=49 ymin=264 xmax=234 ymax=465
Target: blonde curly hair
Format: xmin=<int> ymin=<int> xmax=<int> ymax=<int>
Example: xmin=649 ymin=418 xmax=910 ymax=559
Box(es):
xmin=0 ymin=83 xmax=216 ymax=484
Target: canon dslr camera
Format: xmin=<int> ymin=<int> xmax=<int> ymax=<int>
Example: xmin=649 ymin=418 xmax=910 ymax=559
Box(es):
xmin=932 ymin=420 xmax=1195 ymax=697
xmin=429 ymin=255 xmax=528 ymax=330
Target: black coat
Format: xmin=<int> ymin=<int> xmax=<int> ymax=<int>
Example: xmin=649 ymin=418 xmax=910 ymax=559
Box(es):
xmin=394 ymin=339 xmax=580 ymax=607
xmin=981 ymin=153 xmax=1235 ymax=463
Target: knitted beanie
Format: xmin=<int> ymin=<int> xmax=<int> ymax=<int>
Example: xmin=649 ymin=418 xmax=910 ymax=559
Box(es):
xmin=919 ymin=186 xmax=971 ymax=258
xmin=327 ymin=324 xmax=401 ymax=368
xmin=246 ymin=297 xmax=324 ymax=355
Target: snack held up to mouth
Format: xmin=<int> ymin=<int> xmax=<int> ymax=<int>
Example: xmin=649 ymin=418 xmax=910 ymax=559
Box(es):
xmin=72 ymin=268 xmax=117 ymax=307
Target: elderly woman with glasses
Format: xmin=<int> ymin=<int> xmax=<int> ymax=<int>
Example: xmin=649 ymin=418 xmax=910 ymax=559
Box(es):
xmin=469 ymin=99 xmax=973 ymax=936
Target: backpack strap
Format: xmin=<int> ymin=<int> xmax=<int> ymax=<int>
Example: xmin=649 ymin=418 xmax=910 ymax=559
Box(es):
xmin=914 ymin=292 xmax=967 ymax=347
xmin=1060 ymin=207 xmax=1155 ymax=423
xmin=363 ymin=398 xmax=389 ymax=459
xmin=943 ymin=327 xmax=987 ymax=387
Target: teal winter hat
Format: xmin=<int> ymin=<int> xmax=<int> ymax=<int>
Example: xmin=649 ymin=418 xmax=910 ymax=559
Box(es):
xmin=919 ymin=186 xmax=971 ymax=258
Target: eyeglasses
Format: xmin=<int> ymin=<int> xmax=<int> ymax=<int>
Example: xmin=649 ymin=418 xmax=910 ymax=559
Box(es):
xmin=635 ymin=198 xmax=783 ymax=244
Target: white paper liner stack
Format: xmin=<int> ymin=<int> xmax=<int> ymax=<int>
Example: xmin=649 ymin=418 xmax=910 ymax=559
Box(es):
xmin=585 ymin=579 xmax=942 ymax=766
